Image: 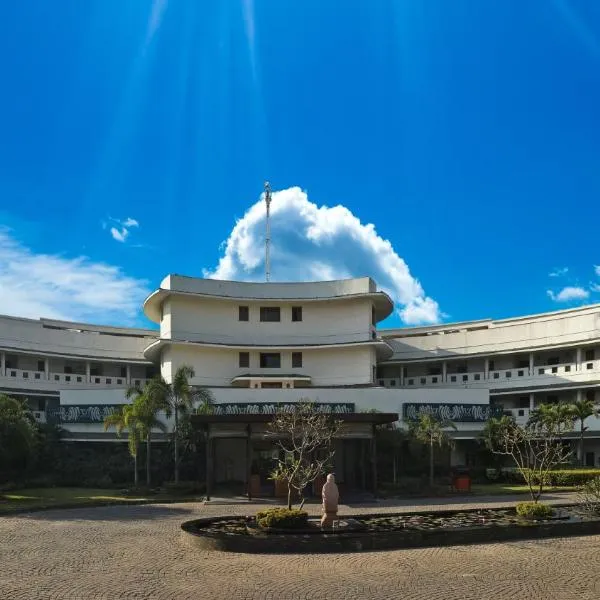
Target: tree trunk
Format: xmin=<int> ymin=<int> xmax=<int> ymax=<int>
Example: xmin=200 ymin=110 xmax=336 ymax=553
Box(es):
xmin=429 ymin=439 xmax=434 ymax=487
xmin=174 ymin=407 xmax=179 ymax=483
xmin=134 ymin=448 xmax=139 ymax=487
xmin=580 ymin=421 xmax=585 ymax=467
xmin=146 ymin=434 xmax=152 ymax=486
xmin=392 ymin=454 xmax=397 ymax=486
xmin=287 ymin=484 xmax=292 ymax=510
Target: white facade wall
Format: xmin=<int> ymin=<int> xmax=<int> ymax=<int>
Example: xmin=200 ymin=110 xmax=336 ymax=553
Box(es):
xmin=165 ymin=344 xmax=375 ymax=386
xmin=163 ymin=295 xmax=373 ymax=346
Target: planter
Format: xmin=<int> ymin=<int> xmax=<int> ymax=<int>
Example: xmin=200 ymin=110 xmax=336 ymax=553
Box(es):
xmin=248 ymin=475 xmax=261 ymax=498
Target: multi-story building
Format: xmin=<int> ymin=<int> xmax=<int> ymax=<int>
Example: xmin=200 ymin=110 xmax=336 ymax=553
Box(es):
xmin=1 ymin=274 xmax=599 ymax=490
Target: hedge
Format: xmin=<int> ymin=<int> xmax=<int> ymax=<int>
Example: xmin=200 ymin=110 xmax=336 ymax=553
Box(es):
xmin=502 ymin=469 xmax=600 ymax=486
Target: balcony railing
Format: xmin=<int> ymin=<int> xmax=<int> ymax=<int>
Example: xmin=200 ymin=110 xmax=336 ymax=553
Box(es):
xmin=381 ymin=359 xmax=600 ymax=389
xmin=0 ymin=368 xmax=147 ymax=388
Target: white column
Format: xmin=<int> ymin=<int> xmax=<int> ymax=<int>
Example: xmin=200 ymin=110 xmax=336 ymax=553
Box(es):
xmin=399 ymin=366 xmax=404 ymax=386
xmin=0 ymin=351 xmax=5 ymax=376
xmin=484 ymin=358 xmax=489 ymax=380
xmin=126 ymin=364 xmax=131 ymax=384
xmin=85 ymin=361 xmax=91 ymax=382
xmin=576 ymin=348 xmax=582 ymax=371
xmin=44 ymin=358 xmax=49 ymax=380
xmin=529 ymin=393 xmax=535 ymax=410
xmin=442 ymin=361 xmax=447 ymax=382
xmin=529 ymin=352 xmax=534 ymax=375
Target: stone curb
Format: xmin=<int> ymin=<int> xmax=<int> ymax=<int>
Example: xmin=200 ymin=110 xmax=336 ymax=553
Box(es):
xmin=181 ymin=505 xmax=600 ymax=554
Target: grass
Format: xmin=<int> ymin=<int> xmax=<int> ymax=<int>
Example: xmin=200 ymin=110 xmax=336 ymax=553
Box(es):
xmin=0 ymin=487 xmax=202 ymax=515
xmin=472 ymin=483 xmax=577 ymax=496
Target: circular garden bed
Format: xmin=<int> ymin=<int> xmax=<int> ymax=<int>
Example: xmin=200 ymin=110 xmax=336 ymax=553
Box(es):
xmin=181 ymin=505 xmax=600 ymax=554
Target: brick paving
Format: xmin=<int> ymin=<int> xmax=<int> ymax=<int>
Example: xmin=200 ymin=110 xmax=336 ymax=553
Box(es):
xmin=1 ymin=494 xmax=598 ymax=600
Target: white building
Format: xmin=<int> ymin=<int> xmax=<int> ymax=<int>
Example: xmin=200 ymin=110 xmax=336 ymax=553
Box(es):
xmin=1 ymin=275 xmax=599 ymax=488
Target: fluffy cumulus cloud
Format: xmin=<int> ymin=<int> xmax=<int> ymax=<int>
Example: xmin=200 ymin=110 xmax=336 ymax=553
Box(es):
xmin=0 ymin=229 xmax=149 ymax=324
xmin=204 ymin=187 xmax=441 ymax=325
xmin=547 ymin=286 xmax=590 ymax=302
xmin=106 ymin=217 xmax=139 ymax=243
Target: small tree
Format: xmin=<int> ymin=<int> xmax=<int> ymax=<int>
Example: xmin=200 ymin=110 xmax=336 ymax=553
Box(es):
xmin=409 ymin=413 xmax=456 ymax=487
xmin=127 ymin=385 xmax=167 ymax=486
xmin=268 ymin=403 xmax=342 ymax=509
xmin=103 ymin=404 xmax=141 ymax=487
xmin=569 ymin=398 xmax=599 ymax=466
xmin=482 ymin=414 xmax=572 ymax=502
xmin=0 ymin=394 xmax=37 ymax=480
xmin=146 ymin=366 xmax=213 ymax=483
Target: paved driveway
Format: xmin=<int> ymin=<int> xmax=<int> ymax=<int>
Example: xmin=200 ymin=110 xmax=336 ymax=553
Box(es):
xmin=1 ymin=496 xmax=598 ymax=600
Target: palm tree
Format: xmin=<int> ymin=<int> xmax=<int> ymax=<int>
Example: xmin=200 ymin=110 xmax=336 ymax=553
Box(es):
xmin=145 ymin=366 xmax=213 ymax=483
xmin=127 ymin=385 xmax=167 ymax=486
xmin=103 ymin=404 xmax=141 ymax=487
xmin=409 ymin=413 xmax=456 ymax=487
xmin=528 ymin=402 xmax=573 ymax=437
xmin=569 ymin=397 xmax=599 ymax=466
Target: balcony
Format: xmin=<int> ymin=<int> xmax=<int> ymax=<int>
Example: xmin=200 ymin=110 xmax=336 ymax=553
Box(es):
xmin=384 ymin=358 xmax=600 ymax=390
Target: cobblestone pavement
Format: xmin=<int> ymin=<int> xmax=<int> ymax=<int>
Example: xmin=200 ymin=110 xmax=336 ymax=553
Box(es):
xmin=1 ymin=495 xmax=598 ymax=600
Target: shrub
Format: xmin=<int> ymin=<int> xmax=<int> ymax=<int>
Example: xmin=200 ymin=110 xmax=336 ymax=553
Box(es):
xmin=162 ymin=481 xmax=204 ymax=496
xmin=576 ymin=477 xmax=600 ymax=516
xmin=255 ymin=508 xmax=309 ymax=529
xmin=516 ymin=502 xmax=554 ymax=520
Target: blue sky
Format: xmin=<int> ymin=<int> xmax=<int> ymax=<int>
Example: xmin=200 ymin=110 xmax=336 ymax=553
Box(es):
xmin=0 ymin=0 xmax=599 ymax=329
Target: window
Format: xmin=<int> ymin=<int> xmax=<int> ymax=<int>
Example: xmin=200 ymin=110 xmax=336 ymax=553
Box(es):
xmin=547 ymin=356 xmax=560 ymax=365
xmin=120 ymin=366 xmax=127 ymax=378
xmin=239 ymin=306 xmax=249 ymax=321
xmin=585 ymin=349 xmax=595 ymax=362
xmin=64 ymin=366 xmax=73 ymax=374
xmin=260 ymin=307 xmax=280 ymax=322
xmin=260 ymin=353 xmax=281 ymax=368
xmin=90 ymin=365 xmax=101 ymax=376
xmin=291 ymin=306 xmax=303 ymax=322
xmin=586 ymin=390 xmax=596 ymax=402
xmin=37 ymin=360 xmax=45 ymax=372
xmin=239 ymin=352 xmax=250 ymax=368
xmin=292 ymin=352 xmax=302 ymax=368
xmin=488 ymin=360 xmax=495 ymax=371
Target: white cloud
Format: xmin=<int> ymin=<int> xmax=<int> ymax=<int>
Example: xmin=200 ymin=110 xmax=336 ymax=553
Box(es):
xmin=110 ymin=227 xmax=128 ymax=242
xmin=595 ymin=265 xmax=600 ymax=277
xmin=547 ymin=286 xmax=590 ymax=302
xmin=204 ymin=186 xmax=441 ymax=325
xmin=0 ymin=228 xmax=149 ymax=324
xmin=549 ymin=267 xmax=568 ymax=277
xmin=107 ymin=217 xmax=139 ymax=243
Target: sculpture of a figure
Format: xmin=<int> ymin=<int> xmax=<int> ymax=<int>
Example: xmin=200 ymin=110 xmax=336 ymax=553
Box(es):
xmin=320 ymin=473 xmax=339 ymax=529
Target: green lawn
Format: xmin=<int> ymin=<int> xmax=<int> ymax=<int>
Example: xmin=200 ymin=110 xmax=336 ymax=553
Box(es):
xmin=471 ymin=483 xmax=577 ymax=496
xmin=0 ymin=487 xmax=200 ymax=515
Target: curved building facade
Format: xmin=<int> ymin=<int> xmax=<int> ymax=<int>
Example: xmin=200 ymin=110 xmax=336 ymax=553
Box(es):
xmin=1 ymin=274 xmax=599 ymax=467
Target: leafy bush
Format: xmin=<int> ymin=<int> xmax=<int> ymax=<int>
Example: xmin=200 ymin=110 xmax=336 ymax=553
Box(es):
xmin=162 ymin=480 xmax=204 ymax=496
xmin=516 ymin=502 xmax=554 ymax=520
xmin=255 ymin=508 xmax=309 ymax=529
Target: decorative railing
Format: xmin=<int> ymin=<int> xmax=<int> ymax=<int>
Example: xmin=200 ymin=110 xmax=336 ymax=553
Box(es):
xmin=208 ymin=402 xmax=356 ymax=416
xmin=48 ymin=405 xmax=122 ymax=424
xmin=403 ymin=403 xmax=504 ymax=423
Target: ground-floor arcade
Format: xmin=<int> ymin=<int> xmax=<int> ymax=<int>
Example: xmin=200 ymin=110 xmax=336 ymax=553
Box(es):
xmin=191 ymin=408 xmax=398 ymax=500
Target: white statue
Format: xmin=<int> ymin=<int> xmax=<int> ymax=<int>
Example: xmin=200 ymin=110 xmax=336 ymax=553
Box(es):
xmin=320 ymin=473 xmax=339 ymax=528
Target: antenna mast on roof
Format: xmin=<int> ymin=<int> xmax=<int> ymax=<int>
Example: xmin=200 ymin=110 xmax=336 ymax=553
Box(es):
xmin=264 ymin=181 xmax=272 ymax=282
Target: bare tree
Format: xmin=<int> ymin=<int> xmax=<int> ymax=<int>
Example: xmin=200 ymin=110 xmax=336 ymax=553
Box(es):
xmin=268 ymin=403 xmax=342 ymax=509
xmin=482 ymin=414 xmax=572 ymax=502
